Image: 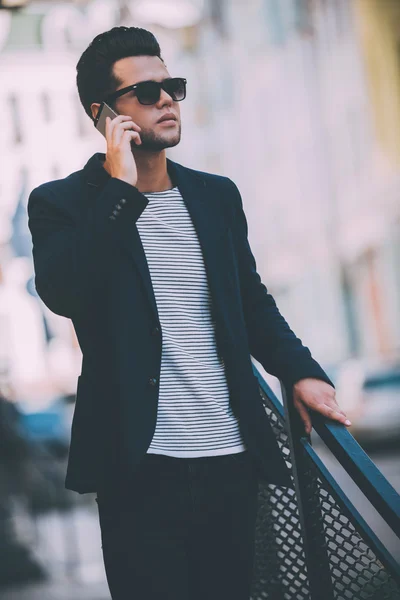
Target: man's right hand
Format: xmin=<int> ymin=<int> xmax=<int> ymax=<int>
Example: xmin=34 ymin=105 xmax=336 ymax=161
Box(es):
xmin=105 ymin=114 xmax=142 ymax=187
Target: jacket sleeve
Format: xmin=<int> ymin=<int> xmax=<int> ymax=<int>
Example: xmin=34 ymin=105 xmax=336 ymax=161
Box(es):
xmin=27 ymin=177 xmax=148 ymax=320
xmin=227 ymin=178 xmax=335 ymax=390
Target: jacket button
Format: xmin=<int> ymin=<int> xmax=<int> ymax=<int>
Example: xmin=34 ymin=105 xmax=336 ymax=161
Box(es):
xmin=149 ymin=377 xmax=158 ymax=386
xmin=151 ymin=326 xmax=160 ymax=336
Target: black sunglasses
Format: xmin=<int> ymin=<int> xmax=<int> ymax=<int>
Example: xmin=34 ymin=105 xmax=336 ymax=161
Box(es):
xmin=104 ymin=77 xmax=187 ymax=106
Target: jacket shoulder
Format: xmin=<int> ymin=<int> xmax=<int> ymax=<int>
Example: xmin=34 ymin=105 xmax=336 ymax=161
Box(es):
xmin=178 ymin=161 xmax=233 ymax=187
xmin=28 ymin=169 xmax=85 ymax=219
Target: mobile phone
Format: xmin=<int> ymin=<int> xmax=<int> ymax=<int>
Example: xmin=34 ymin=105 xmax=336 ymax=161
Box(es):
xmin=94 ymin=102 xmax=119 ymax=137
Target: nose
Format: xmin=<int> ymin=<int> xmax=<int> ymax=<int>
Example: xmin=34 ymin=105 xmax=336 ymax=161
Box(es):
xmin=156 ymin=87 xmax=174 ymax=108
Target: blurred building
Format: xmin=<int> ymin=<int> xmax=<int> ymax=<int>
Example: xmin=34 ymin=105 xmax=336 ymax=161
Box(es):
xmin=352 ymin=0 xmax=400 ymax=358
xmin=0 ymin=0 xmax=399 ymax=404
xmin=0 ymin=3 xmax=106 ymax=399
xmin=184 ymin=0 xmax=400 ymax=366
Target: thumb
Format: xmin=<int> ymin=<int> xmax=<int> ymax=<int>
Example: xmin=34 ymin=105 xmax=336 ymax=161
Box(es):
xmin=294 ymin=398 xmax=312 ymax=435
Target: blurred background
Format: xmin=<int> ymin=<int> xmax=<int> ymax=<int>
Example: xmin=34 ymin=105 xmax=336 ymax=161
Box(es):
xmin=0 ymin=0 xmax=399 ymax=598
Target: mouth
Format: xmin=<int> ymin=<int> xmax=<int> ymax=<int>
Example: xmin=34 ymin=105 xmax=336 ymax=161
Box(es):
xmin=158 ymin=119 xmax=177 ymax=126
xmin=157 ymin=113 xmax=177 ymax=124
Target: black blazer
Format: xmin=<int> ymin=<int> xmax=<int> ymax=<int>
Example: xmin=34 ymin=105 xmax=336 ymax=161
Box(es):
xmin=27 ymin=152 xmax=334 ymax=493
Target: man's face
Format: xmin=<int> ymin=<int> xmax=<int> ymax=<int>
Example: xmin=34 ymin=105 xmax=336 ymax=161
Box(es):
xmin=109 ymin=55 xmax=182 ymax=152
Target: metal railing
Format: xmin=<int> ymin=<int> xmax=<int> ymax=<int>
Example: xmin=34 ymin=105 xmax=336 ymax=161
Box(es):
xmin=250 ymin=364 xmax=400 ymax=600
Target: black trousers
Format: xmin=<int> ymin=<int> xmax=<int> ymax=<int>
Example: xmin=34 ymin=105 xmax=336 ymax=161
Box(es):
xmin=96 ymin=450 xmax=260 ymax=600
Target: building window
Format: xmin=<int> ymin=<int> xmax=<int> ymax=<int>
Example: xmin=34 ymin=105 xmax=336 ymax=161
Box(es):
xmin=8 ymin=94 xmax=22 ymax=145
xmin=294 ymin=0 xmax=314 ymax=36
xmin=332 ymin=0 xmax=351 ymax=38
xmin=209 ymin=0 xmax=227 ymax=39
xmin=263 ymin=0 xmax=286 ymax=46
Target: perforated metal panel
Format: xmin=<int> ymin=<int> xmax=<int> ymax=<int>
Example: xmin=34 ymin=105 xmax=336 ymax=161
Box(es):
xmin=250 ymin=386 xmax=400 ymax=600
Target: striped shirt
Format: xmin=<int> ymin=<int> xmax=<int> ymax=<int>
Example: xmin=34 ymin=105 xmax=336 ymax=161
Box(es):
xmin=136 ymin=185 xmax=246 ymax=457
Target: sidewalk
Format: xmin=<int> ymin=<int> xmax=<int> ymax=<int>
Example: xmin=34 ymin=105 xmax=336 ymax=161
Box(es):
xmin=1 ymin=579 xmax=110 ymax=600
xmin=1 ymin=504 xmax=110 ymax=600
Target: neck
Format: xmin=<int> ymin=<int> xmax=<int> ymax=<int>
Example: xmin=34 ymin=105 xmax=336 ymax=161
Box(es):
xmin=134 ymin=151 xmax=174 ymax=193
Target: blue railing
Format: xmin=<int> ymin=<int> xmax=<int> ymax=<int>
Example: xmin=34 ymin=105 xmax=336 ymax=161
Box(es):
xmin=251 ymin=364 xmax=400 ymax=600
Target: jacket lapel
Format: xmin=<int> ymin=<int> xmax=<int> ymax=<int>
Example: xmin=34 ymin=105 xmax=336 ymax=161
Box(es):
xmin=84 ymin=153 xmax=230 ymax=324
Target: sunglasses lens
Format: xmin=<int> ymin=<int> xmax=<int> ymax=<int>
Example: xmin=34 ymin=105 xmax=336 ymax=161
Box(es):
xmin=165 ymin=78 xmax=186 ymax=101
xmin=136 ymin=82 xmax=160 ymax=105
xmin=136 ymin=79 xmax=186 ymax=104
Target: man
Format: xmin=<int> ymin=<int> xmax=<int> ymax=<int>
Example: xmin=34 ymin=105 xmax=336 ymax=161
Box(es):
xmin=27 ymin=26 xmax=351 ymax=600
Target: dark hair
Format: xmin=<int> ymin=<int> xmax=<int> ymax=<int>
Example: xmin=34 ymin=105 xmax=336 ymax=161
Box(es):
xmin=76 ymin=26 xmax=164 ymax=121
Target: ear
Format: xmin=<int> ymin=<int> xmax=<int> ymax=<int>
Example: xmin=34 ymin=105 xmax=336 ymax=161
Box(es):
xmin=91 ymin=102 xmax=101 ymax=120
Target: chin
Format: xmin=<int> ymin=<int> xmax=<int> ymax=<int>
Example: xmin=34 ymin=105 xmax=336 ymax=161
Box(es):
xmin=134 ymin=136 xmax=181 ymax=151
xmin=165 ymin=136 xmax=181 ymax=149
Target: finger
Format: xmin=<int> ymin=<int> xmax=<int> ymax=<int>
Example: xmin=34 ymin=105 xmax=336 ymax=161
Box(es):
xmin=105 ymin=115 xmax=125 ymax=143
xmin=324 ymin=400 xmax=351 ymax=422
xmin=304 ymin=392 xmax=349 ymax=420
xmin=336 ymin=408 xmax=350 ymax=421
xmin=111 ymin=114 xmax=133 ymax=123
xmin=106 ymin=114 xmax=130 ymax=133
xmin=294 ymin=399 xmax=312 ymax=435
xmin=113 ymin=122 xmax=141 ymax=145
xmin=322 ymin=399 xmax=347 ymax=418
xmin=124 ymin=130 xmax=142 ymax=145
xmin=107 ymin=115 xmax=135 ymax=139
xmin=118 ymin=120 xmax=142 ymax=132
xmin=319 ymin=403 xmax=352 ymax=425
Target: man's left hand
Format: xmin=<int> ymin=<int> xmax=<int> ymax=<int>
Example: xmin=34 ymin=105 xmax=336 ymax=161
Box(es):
xmin=292 ymin=378 xmax=352 ymax=435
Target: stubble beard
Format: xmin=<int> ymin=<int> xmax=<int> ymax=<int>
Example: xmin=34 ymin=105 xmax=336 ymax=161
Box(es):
xmin=131 ymin=123 xmax=181 ymax=152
